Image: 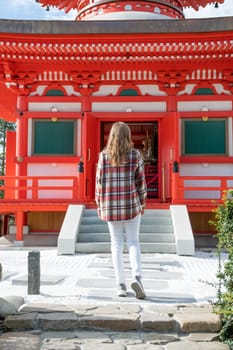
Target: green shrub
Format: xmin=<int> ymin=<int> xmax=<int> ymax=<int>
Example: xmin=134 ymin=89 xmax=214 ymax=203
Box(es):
xmin=210 ymin=189 xmax=233 ymax=347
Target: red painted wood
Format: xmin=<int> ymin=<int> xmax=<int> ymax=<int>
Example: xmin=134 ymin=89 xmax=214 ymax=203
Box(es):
xmin=82 ymin=113 xmax=98 ymax=199
xmin=160 ymin=112 xmax=179 ymax=201
xmin=5 ymin=131 xmax=16 ymax=199
xmin=16 ymin=210 xmax=24 ymax=241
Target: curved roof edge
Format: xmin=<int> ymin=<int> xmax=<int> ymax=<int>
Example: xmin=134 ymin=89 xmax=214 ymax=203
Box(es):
xmin=0 ymin=17 xmax=232 ymax=35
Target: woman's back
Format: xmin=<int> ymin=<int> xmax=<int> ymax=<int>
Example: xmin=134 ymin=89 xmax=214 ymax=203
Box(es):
xmin=95 ymin=148 xmax=147 ymax=221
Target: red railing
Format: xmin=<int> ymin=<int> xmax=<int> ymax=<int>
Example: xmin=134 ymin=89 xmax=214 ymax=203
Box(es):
xmin=172 ymin=175 xmax=233 ymax=205
xmin=0 ymin=174 xmax=232 ymax=206
xmin=0 ymin=176 xmax=80 ymax=202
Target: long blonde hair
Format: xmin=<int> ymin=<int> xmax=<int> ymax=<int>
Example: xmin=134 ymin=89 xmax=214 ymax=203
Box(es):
xmin=105 ymin=122 xmax=133 ymax=166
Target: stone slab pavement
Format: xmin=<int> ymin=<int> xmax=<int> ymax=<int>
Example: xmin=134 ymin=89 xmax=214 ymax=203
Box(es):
xmin=0 ymin=249 xmax=230 ymax=349
xmin=0 ymin=303 xmax=230 ymax=349
xmin=0 ymin=249 xmax=222 ymax=305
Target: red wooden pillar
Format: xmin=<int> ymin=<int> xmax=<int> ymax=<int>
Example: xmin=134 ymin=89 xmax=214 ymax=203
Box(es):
xmin=171 ymin=172 xmax=180 ymax=203
xmin=81 ymin=95 xmax=97 ymax=200
xmin=77 ymin=159 xmax=84 ymax=201
xmin=16 ymin=95 xmax=28 ymax=178
xmin=167 ymin=95 xmax=180 ymax=203
xmin=171 ymin=111 xmax=180 ymax=203
xmin=160 ymin=111 xmax=179 ymax=202
xmin=15 ymin=210 xmax=24 ymax=244
xmin=15 ymin=95 xmax=28 ymax=242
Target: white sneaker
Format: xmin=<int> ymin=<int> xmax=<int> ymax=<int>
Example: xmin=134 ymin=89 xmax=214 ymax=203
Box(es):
xmin=131 ymin=276 xmax=146 ymax=299
xmin=117 ymin=283 xmax=127 ymax=297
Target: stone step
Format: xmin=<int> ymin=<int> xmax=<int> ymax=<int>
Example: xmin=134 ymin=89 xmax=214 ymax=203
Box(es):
xmin=75 ymin=242 xmax=176 ymax=253
xmin=78 ymin=232 xmax=175 ymax=243
xmin=77 ymin=208 xmax=176 ymax=254
xmin=79 ymin=224 xmax=173 ymax=234
xmin=81 ymin=216 xmax=172 ymax=225
xmin=79 ymin=224 xmax=108 ymax=233
xmin=140 ymin=224 xmax=173 ymax=233
xmin=83 ymin=208 xmax=171 ymax=217
xmin=142 ymin=217 xmax=172 ymax=224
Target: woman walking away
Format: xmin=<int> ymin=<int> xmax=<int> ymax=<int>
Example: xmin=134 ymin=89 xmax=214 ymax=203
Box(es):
xmin=95 ymin=122 xmax=147 ymax=299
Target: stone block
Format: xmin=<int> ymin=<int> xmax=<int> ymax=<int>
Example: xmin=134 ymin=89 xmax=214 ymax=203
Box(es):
xmin=89 ymin=303 xmax=141 ymax=315
xmin=141 ymin=311 xmax=177 ymax=331
xmin=40 ymin=337 xmax=82 ymax=350
xmin=37 ymin=312 xmax=78 ymax=331
xmin=4 ymin=313 xmax=36 ymax=330
xmin=74 ymin=329 xmax=112 ymax=343
xmin=83 ymin=345 xmax=128 ymax=350
xmin=78 ymin=314 xmax=139 ymax=331
xmin=165 ymin=341 xmax=230 ymax=349
xmin=28 ymin=250 xmax=40 ymax=295
xmin=175 ymin=313 xmax=222 ymax=332
xmin=19 ymin=303 xmax=73 ymax=313
xmin=143 ymin=304 xmax=178 ymax=316
xmin=110 ymin=330 xmax=142 ymax=345
xmin=179 ymin=305 xmax=213 ymax=314
xmin=0 ymin=297 xmax=20 ymax=317
xmin=12 ymin=274 xmax=66 ymax=286
xmin=127 ymin=345 xmax=164 ymax=349
xmin=0 ymin=332 xmax=40 ymax=350
xmin=186 ymin=333 xmax=220 ymax=342
xmin=144 ymin=332 xmax=180 ymax=345
xmin=1 ymin=296 xmax=24 ymax=312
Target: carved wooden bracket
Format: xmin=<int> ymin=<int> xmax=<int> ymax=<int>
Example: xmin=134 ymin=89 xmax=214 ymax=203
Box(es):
xmin=157 ymin=70 xmax=188 ymax=94
xmin=2 ymin=63 xmax=38 ymax=95
xmin=71 ymin=70 xmax=101 ymax=96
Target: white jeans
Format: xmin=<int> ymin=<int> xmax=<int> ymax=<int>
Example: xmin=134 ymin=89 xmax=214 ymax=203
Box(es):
xmin=107 ymin=214 xmax=142 ymax=286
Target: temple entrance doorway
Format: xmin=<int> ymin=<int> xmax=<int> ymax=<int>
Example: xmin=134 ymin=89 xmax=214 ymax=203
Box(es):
xmin=100 ymin=122 xmax=159 ymax=200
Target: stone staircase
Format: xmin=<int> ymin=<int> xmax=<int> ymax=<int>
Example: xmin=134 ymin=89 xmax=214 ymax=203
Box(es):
xmin=75 ymin=209 xmax=176 ymax=254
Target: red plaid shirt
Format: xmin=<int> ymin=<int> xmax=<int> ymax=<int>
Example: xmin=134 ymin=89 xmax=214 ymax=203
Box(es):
xmin=95 ymin=148 xmax=147 ymax=221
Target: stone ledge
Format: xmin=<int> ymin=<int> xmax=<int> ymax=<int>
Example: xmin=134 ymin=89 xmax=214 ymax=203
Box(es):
xmin=1 ymin=302 xmax=229 ymax=348
xmin=3 ymin=303 xmax=222 ymax=334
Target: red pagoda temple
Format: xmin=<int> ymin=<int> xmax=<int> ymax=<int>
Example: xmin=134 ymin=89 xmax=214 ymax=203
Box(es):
xmin=0 ymin=0 xmax=232 ymax=249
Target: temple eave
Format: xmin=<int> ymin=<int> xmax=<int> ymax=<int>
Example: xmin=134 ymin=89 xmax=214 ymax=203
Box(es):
xmin=0 ymin=17 xmax=232 ymax=34
xmin=0 ymin=33 xmax=232 ymax=66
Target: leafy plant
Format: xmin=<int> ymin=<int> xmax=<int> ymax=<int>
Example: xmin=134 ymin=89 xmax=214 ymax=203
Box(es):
xmin=210 ymin=189 xmax=233 ymax=347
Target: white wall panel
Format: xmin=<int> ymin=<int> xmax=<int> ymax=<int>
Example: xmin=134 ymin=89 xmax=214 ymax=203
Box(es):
xmin=27 ymin=163 xmax=77 ymax=199
xmin=29 ymin=103 xmax=81 ymax=112
xmin=180 ymin=163 xmax=233 ymax=176
xmin=92 ymin=101 xmax=166 ymax=112
xmin=178 ymin=101 xmax=232 ymax=112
